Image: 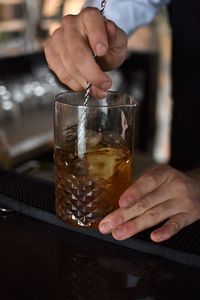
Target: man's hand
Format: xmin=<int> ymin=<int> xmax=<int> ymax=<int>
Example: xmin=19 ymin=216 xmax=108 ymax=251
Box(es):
xmin=99 ymin=165 xmax=200 ymax=242
xmin=44 ymin=7 xmax=127 ymax=99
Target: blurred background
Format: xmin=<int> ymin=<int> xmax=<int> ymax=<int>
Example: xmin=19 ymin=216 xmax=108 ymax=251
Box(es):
xmin=0 ymin=0 xmax=171 ymax=178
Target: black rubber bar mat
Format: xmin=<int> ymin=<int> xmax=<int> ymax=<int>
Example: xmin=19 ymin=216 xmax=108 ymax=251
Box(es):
xmin=0 ymin=170 xmax=200 ymax=267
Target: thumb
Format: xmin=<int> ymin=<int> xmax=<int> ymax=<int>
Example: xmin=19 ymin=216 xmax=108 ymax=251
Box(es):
xmin=106 ymin=20 xmax=127 ymax=50
xmin=103 ymin=19 xmax=128 ymax=69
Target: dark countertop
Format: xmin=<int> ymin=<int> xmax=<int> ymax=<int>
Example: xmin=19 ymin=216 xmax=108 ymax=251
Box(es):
xmin=1 ymin=210 xmax=200 ymax=300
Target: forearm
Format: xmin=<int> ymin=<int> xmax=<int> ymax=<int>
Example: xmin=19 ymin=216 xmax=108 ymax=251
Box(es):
xmin=84 ymin=0 xmax=170 ymax=34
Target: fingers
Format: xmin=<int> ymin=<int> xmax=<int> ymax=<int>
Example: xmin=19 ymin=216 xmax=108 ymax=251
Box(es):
xmin=99 ymin=166 xmax=173 ymax=235
xmin=61 ymin=14 xmax=112 ymax=85
xmin=80 ymin=7 xmax=108 ymax=56
xmin=150 ymin=213 xmax=190 ymax=242
xmin=99 ymin=195 xmax=183 ymax=236
xmin=44 ymin=40 xmax=83 ymax=91
xmin=99 ymin=186 xmax=171 ymax=233
xmin=44 ymin=25 xmax=111 ymax=98
xmin=44 ymin=7 xmax=128 ymax=98
xmin=49 ymin=27 xmax=87 ymax=87
xmin=119 ymin=165 xmax=170 ymax=208
xmin=44 ymin=8 xmax=112 ymax=98
xmin=98 ymin=164 xmax=200 ymax=242
xmin=110 ymin=199 xmax=184 ymax=241
xmin=98 ymin=20 xmax=128 ymax=70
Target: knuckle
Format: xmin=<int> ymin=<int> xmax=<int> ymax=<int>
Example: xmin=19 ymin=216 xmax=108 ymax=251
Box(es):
xmin=135 ymin=198 xmax=150 ymax=214
xmin=52 ymin=27 xmax=60 ymax=37
xmin=51 ymin=28 xmax=60 ymax=42
xmin=58 ymin=70 xmax=71 ymax=84
xmin=125 ymin=221 xmax=138 ymax=236
xmin=153 ymin=169 xmax=167 ymax=183
xmin=173 ymin=176 xmax=189 ymax=194
xmin=145 ymin=209 xmax=158 ymax=223
xmin=169 ymin=219 xmax=181 ymax=233
xmin=106 ymin=19 xmax=115 ymax=27
xmin=146 ymin=165 xmax=171 ymax=185
xmin=61 ymin=14 xmax=75 ymax=28
xmin=143 ymin=173 xmax=157 ymax=187
xmin=72 ymin=47 xmax=85 ymax=62
xmin=112 ymin=209 xmax=127 ymax=226
xmin=81 ymin=7 xmax=100 ymax=18
xmin=117 ymin=209 xmax=126 ymax=225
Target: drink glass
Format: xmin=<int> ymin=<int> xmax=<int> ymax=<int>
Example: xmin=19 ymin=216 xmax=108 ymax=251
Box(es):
xmin=54 ymin=91 xmax=137 ymax=228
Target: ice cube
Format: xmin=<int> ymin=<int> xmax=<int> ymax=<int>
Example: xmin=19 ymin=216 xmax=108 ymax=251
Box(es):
xmin=86 ymin=130 xmax=102 ymax=150
xmin=102 ymin=132 xmax=125 ymax=149
xmin=86 ymin=149 xmax=116 ymax=179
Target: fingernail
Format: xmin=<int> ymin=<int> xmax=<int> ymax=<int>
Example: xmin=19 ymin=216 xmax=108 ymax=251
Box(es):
xmin=95 ymin=43 xmax=107 ymax=56
xmin=119 ymin=196 xmax=132 ymax=208
xmin=113 ymin=227 xmax=126 ymax=240
xmin=100 ymin=81 xmax=112 ymax=91
xmin=152 ymin=233 xmax=162 ymax=242
xmin=99 ymin=222 xmax=113 ymax=234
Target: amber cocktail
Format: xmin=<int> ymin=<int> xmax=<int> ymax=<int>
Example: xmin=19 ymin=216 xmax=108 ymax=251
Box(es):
xmin=54 ymin=92 xmax=137 ymax=228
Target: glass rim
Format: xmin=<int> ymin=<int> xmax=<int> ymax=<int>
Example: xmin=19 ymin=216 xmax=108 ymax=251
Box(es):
xmin=54 ymin=90 xmax=138 ymax=108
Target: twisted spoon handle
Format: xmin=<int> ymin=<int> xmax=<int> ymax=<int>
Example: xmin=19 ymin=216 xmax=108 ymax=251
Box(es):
xmin=83 ymin=0 xmax=107 ymax=104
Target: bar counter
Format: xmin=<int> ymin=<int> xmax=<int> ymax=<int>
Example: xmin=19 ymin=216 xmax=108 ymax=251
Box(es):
xmin=1 ymin=208 xmax=200 ymax=300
